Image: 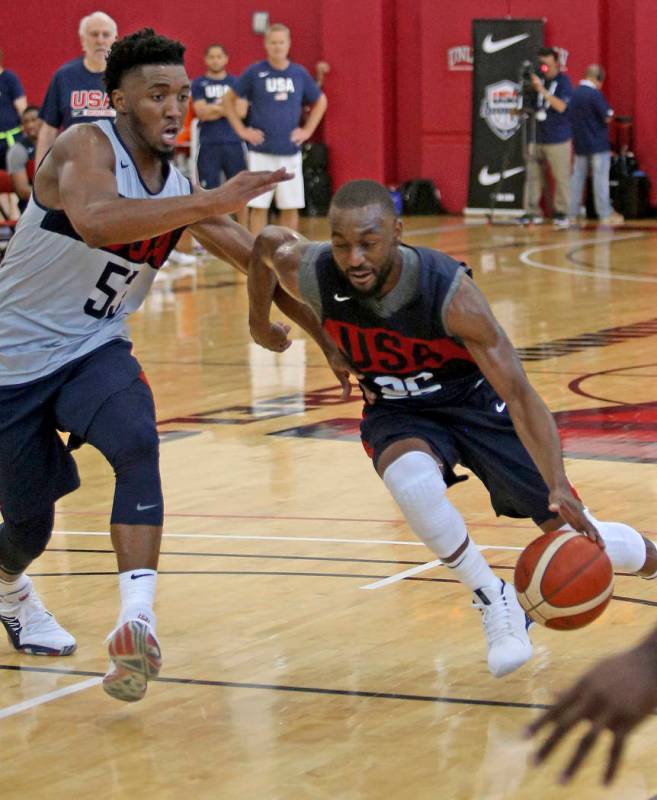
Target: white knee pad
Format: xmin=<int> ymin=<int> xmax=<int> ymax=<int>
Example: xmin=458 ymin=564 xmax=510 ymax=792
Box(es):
xmin=382 ymin=451 xmax=467 ymax=558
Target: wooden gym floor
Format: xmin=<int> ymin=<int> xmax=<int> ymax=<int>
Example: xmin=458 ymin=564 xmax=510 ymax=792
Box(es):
xmin=2 ymin=215 xmax=657 ymax=799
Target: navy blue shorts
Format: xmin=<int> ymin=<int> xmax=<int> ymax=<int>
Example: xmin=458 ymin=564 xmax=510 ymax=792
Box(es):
xmin=197 ymin=142 xmax=248 ymax=189
xmin=361 ymin=379 xmax=556 ymax=525
xmin=0 ymin=339 xmax=150 ymax=522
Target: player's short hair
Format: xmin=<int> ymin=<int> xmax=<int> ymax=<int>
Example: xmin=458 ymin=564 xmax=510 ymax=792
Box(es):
xmin=205 ymin=43 xmax=226 ymax=56
xmin=79 ymin=11 xmax=117 ymax=38
xmin=266 ymin=23 xmax=291 ymax=38
xmin=538 ymin=46 xmax=559 ymax=60
xmin=330 ymin=180 xmax=396 ymax=217
xmin=22 ymin=105 xmax=40 ymax=117
xmin=104 ymin=29 xmax=186 ymax=104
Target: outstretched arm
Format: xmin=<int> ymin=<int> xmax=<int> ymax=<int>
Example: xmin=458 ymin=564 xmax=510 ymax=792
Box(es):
xmin=35 ymin=124 xmax=290 ymax=248
xmin=446 ymin=275 xmax=599 ymax=541
xmin=527 ymin=625 xmax=657 ymax=784
xmin=247 ymin=225 xmax=366 ymax=398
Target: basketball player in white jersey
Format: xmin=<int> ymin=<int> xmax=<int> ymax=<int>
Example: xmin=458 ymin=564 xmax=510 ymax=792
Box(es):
xmin=0 ymin=29 xmax=342 ymax=703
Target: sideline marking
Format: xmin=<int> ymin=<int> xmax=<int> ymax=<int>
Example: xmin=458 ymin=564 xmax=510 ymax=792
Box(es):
xmin=50 ymin=531 xmax=526 ymax=550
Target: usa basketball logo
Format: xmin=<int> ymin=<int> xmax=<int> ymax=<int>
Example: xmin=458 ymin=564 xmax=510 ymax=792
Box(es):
xmin=480 ymin=80 xmax=521 ymax=140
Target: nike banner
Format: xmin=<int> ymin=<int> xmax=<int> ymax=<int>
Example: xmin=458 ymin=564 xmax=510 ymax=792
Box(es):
xmin=466 ymin=18 xmax=544 ymax=215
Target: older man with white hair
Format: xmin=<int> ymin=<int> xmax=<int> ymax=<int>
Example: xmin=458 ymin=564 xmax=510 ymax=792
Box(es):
xmin=35 ymin=11 xmax=117 ymax=165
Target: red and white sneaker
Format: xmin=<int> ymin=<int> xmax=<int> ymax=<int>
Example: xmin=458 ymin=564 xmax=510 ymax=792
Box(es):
xmin=102 ymin=619 xmax=161 ymax=702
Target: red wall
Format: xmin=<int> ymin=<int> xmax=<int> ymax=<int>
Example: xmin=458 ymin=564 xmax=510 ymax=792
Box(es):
xmin=3 ymin=0 xmax=322 ymax=108
xmin=4 ymin=0 xmax=656 ymax=211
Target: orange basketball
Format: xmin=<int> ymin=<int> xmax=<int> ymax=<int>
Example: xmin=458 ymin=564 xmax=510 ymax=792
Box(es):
xmin=514 ymin=530 xmax=614 ymax=630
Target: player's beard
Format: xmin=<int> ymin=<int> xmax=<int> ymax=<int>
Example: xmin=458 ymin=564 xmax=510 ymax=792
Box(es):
xmin=349 ymin=255 xmax=395 ymax=298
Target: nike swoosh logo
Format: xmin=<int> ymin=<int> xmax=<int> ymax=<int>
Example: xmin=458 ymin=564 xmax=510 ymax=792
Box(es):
xmin=136 ymin=502 xmax=159 ymax=511
xmin=475 ymin=377 xmax=485 ymax=388
xmin=258 ymin=71 xmax=269 ymax=77
xmin=478 ymin=166 xmax=525 ymax=186
xmin=482 ymin=33 xmax=530 ymax=54
xmin=120 ymin=160 xmax=130 ymax=169
xmin=495 ymin=402 xmax=507 ymax=413
xmin=334 ymin=294 xmax=351 ymax=302
xmin=130 ymin=573 xmax=152 ymax=580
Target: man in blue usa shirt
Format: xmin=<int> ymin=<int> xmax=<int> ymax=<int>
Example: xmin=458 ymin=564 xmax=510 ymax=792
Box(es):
xmin=36 ymin=11 xmax=117 ymax=165
xmin=223 ymin=23 xmax=327 ymax=235
xmin=192 ymin=44 xmax=249 ymax=226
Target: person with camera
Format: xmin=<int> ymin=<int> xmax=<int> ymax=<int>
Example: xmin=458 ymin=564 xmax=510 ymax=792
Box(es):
xmin=568 ymin=65 xmax=624 ymax=226
xmin=522 ymin=47 xmax=573 ymax=228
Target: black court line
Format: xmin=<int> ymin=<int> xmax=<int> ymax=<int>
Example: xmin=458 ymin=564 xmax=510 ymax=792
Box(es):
xmin=0 ymin=664 xmax=549 ymax=712
xmin=28 ymin=570 xmax=657 ymax=607
xmin=43 ymin=551 xmax=640 ymax=580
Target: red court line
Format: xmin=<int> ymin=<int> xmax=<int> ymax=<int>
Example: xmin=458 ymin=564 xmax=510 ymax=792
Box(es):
xmin=51 ymin=509 xmax=657 ymax=537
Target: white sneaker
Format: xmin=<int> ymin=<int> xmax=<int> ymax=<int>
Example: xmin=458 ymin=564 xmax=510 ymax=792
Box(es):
xmin=165 ymin=249 xmax=197 ymax=266
xmin=0 ymin=576 xmax=76 ymax=656
xmin=473 ymin=579 xmax=533 ymax=678
xmin=599 ymin=211 xmax=625 ymax=226
xmin=103 ymin=619 xmax=162 ymax=702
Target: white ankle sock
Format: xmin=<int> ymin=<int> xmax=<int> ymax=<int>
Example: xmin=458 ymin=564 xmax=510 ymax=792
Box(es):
xmin=447 ymin=539 xmax=501 ymax=593
xmin=583 ymin=510 xmax=647 ymax=572
xmin=382 ymin=451 xmax=499 ymax=592
xmin=118 ymin=569 xmax=157 ymax=630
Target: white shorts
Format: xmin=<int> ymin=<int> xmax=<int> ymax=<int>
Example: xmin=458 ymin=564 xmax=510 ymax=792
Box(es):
xmin=246 ymin=151 xmax=305 ymax=210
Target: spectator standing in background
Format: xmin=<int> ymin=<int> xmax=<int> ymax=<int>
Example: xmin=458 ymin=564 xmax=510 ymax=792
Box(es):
xmin=192 ymin=44 xmax=249 ymax=226
xmin=569 ymin=64 xmax=624 ymax=225
xmin=0 ymin=48 xmax=27 ymax=171
xmin=35 ymin=11 xmax=117 ymax=165
xmin=6 ymin=105 xmax=41 ymax=213
xmin=223 ymin=23 xmax=327 ymax=235
xmin=522 ymin=47 xmax=573 ymax=228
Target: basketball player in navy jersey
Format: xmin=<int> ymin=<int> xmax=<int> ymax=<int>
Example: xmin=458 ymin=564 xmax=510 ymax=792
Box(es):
xmin=246 ymin=179 xmax=657 ymax=678
xmin=0 ymin=29 xmax=344 ymax=703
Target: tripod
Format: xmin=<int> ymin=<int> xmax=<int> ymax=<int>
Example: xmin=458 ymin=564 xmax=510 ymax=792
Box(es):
xmin=485 ymin=107 xmax=536 ymax=225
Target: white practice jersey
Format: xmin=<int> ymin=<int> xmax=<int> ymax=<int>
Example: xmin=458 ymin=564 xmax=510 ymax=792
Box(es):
xmin=0 ymin=119 xmax=191 ymax=385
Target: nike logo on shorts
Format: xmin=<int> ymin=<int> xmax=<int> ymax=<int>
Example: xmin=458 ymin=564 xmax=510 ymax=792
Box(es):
xmin=130 ymin=573 xmax=152 ymax=580
xmin=495 ymin=402 xmax=507 ymax=413
xmin=334 ymin=294 xmax=351 ymax=302
xmin=120 ymin=160 xmax=130 ymax=168
xmin=136 ymin=502 xmax=159 ymax=511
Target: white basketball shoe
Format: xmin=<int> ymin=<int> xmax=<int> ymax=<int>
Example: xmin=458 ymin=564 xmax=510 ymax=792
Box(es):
xmin=103 ymin=618 xmax=162 ymax=702
xmin=0 ymin=576 xmax=76 ymax=656
xmin=473 ymin=579 xmax=533 ymax=677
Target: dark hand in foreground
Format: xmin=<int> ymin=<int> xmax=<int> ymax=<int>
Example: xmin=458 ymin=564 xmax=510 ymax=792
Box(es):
xmin=548 ymin=485 xmax=603 ymax=546
xmin=527 ymin=638 xmax=657 ymax=784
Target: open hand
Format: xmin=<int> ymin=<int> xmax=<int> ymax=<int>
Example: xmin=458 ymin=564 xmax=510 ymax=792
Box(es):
xmin=548 ymin=486 xmax=603 ymax=546
xmin=210 ymin=168 xmax=292 ymax=215
xmin=526 ymin=638 xmax=657 ymax=784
